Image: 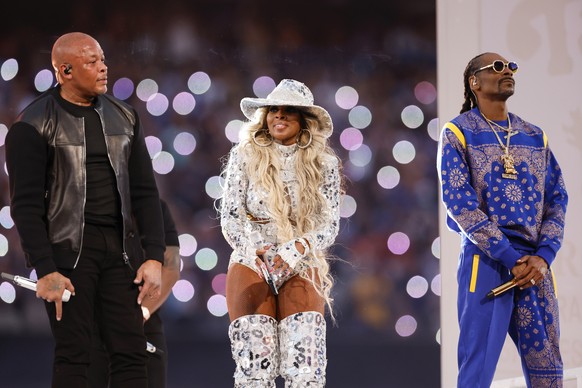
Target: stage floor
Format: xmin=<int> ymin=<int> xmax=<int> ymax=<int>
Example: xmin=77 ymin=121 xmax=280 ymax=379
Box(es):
xmin=0 ymin=330 xmax=440 ymax=388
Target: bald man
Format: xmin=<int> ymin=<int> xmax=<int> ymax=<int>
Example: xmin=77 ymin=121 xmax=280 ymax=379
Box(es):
xmin=6 ymin=32 xmax=165 ymax=387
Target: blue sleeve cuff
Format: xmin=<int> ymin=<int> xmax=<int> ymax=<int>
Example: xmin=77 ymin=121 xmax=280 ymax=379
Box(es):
xmin=497 ymin=246 xmax=523 ymax=270
xmin=535 ymin=246 xmax=557 ymax=267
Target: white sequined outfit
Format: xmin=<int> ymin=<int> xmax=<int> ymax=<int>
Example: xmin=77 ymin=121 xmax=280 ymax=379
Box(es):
xmin=220 ymin=142 xmax=341 ymax=275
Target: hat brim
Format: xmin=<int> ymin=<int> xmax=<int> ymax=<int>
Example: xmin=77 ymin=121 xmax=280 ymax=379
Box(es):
xmin=240 ymin=97 xmax=333 ymax=138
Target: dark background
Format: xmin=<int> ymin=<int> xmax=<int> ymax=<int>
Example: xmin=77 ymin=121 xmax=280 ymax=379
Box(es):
xmin=0 ymin=1 xmax=440 ymax=386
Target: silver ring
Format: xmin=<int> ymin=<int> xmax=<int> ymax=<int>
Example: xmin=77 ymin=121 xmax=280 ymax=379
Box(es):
xmin=530 ymin=278 xmax=536 ymax=285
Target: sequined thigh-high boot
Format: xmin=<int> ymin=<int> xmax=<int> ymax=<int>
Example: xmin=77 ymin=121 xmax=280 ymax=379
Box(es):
xmin=228 ymin=314 xmax=279 ymax=388
xmin=279 ymin=311 xmax=327 ymax=387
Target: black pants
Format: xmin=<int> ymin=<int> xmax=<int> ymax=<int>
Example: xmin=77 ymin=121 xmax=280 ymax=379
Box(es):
xmin=88 ymin=312 xmax=168 ymax=388
xmin=143 ymin=314 xmax=168 ymax=388
xmin=44 ymin=224 xmax=148 ymax=388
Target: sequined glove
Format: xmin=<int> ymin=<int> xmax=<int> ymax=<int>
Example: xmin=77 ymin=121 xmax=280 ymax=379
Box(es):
xmin=251 ymin=238 xmax=312 ymax=290
xmin=276 ymin=238 xmax=310 ymax=270
xmin=268 ymin=238 xmax=310 ymax=289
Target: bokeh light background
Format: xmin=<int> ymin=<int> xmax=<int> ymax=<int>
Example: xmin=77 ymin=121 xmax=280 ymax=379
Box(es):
xmin=0 ymin=1 xmax=440 ymax=387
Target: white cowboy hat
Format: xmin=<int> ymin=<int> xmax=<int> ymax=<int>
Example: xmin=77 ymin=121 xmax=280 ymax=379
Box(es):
xmin=240 ymin=79 xmax=333 ymax=138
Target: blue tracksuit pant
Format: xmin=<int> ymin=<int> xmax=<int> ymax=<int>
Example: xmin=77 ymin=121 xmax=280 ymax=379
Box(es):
xmin=456 ymin=243 xmax=563 ymax=387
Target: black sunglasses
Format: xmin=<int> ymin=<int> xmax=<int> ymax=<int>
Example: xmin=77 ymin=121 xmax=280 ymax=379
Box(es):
xmin=474 ymin=60 xmax=519 ymax=75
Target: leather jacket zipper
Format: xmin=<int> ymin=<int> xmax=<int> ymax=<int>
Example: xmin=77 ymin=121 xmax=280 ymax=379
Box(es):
xmin=123 ymin=251 xmax=134 ymax=271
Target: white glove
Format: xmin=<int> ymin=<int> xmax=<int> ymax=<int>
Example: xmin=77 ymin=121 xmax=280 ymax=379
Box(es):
xmin=276 ymin=237 xmax=310 ymax=271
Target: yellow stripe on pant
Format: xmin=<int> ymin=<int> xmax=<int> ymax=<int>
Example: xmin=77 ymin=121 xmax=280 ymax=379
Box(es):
xmin=469 ymin=254 xmax=479 ymax=293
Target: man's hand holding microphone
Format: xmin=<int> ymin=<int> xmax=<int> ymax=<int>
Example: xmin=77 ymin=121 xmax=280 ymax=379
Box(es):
xmin=487 ymin=255 xmax=549 ymax=298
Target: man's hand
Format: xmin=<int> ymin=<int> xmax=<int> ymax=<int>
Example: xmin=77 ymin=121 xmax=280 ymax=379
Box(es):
xmin=36 ymin=272 xmax=75 ymax=321
xmin=511 ymin=255 xmax=548 ymax=289
xmin=134 ymin=259 xmax=162 ymax=305
xmin=140 ymin=246 xmax=180 ymax=321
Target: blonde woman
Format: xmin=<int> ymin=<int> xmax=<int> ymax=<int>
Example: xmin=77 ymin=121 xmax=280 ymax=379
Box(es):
xmin=220 ymin=79 xmax=342 ymax=387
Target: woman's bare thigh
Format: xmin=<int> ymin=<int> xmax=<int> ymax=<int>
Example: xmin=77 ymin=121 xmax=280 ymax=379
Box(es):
xmin=276 ymin=272 xmax=325 ymax=320
xmin=226 ymin=263 xmax=277 ymax=321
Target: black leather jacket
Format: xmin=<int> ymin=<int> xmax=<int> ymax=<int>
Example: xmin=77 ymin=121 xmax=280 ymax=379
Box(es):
xmin=6 ymin=87 xmax=165 ymax=278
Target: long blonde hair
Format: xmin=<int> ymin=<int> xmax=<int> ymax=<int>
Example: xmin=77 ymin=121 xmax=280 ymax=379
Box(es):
xmin=237 ymin=107 xmax=342 ymax=317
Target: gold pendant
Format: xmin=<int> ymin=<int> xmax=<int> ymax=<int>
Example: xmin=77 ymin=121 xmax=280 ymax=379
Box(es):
xmin=501 ymin=153 xmax=518 ymax=180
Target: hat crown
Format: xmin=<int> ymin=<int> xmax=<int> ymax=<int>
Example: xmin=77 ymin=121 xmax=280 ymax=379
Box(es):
xmin=240 ymin=78 xmax=333 ymax=138
xmin=266 ymin=79 xmax=314 ymax=106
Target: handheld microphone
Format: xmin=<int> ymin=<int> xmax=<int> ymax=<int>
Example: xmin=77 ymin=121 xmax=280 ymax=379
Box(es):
xmin=146 ymin=341 xmax=164 ymax=355
xmin=486 ymin=278 xmax=517 ymax=299
xmin=1 ymin=272 xmax=72 ymax=302
xmin=249 ymin=231 xmax=278 ymax=295
xmin=2 ymin=272 xmax=161 ymax=356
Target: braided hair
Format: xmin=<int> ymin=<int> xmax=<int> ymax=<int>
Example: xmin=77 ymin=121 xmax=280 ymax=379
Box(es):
xmin=460 ymin=53 xmax=490 ymax=113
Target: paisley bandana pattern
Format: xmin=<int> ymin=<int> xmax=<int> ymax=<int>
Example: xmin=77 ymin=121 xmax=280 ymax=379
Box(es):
xmin=438 ymin=108 xmax=567 ymax=269
xmin=511 ymin=272 xmax=563 ymax=386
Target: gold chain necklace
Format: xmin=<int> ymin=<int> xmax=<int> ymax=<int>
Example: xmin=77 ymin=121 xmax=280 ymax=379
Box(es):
xmin=481 ymin=112 xmax=518 ymax=180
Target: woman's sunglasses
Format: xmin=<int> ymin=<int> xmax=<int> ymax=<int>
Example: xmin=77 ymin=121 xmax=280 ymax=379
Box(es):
xmin=474 ymin=60 xmax=518 ymax=75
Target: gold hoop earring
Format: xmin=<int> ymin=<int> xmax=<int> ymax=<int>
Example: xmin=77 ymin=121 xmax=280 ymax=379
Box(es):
xmin=296 ymin=129 xmax=313 ymax=149
xmin=252 ymin=129 xmax=273 ymax=147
